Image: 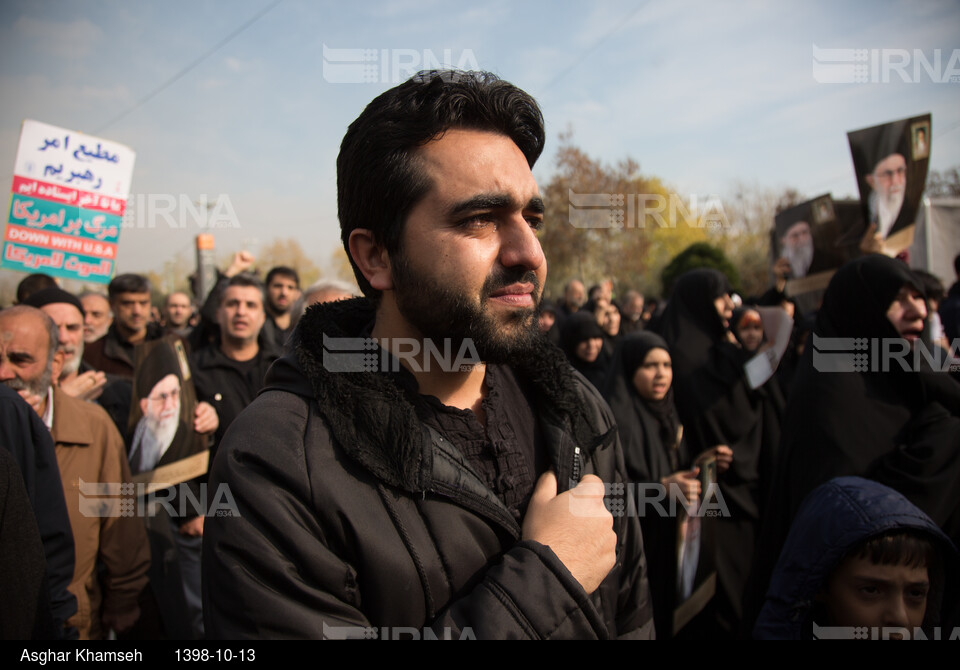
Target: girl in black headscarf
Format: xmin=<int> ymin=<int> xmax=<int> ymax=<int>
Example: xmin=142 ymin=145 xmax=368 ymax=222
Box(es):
xmin=745 ymin=254 xmax=960 ymax=634
xmin=654 ymin=268 xmax=785 ymax=638
xmin=603 ymin=331 xmax=731 ymax=638
xmin=559 ymin=311 xmax=612 ymax=391
xmin=604 ymin=332 xmax=690 ymax=485
xmin=731 ymin=306 xmax=765 ymax=355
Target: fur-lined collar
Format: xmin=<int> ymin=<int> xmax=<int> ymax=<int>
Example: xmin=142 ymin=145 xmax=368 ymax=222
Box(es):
xmin=279 ymin=297 xmax=612 ymax=493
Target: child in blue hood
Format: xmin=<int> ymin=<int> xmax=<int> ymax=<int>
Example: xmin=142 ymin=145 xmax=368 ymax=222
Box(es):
xmin=755 ymin=476 xmax=959 ymax=639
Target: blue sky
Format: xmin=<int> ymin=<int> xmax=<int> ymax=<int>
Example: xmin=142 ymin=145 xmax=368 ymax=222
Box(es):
xmin=1 ymin=0 xmax=958 ymax=278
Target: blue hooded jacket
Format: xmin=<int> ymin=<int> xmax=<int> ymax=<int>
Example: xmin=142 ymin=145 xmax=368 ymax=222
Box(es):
xmin=754 ymin=476 xmax=959 ymax=639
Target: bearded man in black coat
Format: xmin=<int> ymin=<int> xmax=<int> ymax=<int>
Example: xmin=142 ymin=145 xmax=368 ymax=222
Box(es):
xmin=202 ymin=70 xmax=654 ymax=640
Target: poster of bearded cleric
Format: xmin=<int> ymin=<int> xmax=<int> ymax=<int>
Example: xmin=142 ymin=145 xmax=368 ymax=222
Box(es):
xmin=126 ymin=336 xmax=209 ymax=493
xmin=772 ymin=193 xmax=849 ymax=314
xmin=848 ymin=113 xmax=931 ymax=257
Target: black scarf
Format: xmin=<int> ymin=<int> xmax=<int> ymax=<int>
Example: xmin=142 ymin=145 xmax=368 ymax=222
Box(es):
xmin=602 ymin=332 xmax=687 ymax=483
xmin=559 ymin=311 xmax=612 ymax=391
xmin=747 ymin=255 xmax=960 ymax=633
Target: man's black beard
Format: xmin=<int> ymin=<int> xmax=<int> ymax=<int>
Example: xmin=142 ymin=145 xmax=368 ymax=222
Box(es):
xmin=391 ymin=250 xmax=543 ymax=366
xmin=267 ymin=300 xmax=290 ymax=318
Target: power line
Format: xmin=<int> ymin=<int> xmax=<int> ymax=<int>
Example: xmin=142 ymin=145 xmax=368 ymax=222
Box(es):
xmin=94 ymin=0 xmax=284 ymax=134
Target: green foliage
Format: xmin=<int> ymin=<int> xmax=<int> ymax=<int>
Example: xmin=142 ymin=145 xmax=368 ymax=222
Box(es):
xmin=660 ymin=242 xmax=740 ymax=298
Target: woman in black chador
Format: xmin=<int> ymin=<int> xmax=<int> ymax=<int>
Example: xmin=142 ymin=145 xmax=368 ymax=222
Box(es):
xmin=602 ymin=331 xmax=730 ymax=638
xmin=654 ymin=269 xmax=784 ymax=638
xmin=559 ymin=311 xmax=612 ymax=392
xmin=745 ymin=254 xmax=960 ymax=634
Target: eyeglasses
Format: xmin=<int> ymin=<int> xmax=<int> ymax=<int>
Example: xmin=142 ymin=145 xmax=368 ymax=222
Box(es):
xmin=147 ymin=390 xmax=180 ymax=403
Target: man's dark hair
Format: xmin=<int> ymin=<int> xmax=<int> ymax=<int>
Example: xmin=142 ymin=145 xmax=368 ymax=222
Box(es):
xmin=337 ymin=69 xmax=546 ymax=300
xmin=218 ymin=273 xmax=266 ymax=308
xmin=16 ymin=273 xmax=58 ymax=304
xmin=108 ymin=273 xmax=151 ymax=301
xmin=954 ymin=252 xmax=960 ymax=279
xmin=851 ymin=529 xmax=939 ymax=571
xmin=265 ymin=266 xmax=300 ymax=289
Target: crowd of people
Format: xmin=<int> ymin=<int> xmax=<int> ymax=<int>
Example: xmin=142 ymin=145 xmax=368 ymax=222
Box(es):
xmin=1 ymin=259 xmax=355 ymax=640
xmin=3 ymin=69 xmax=960 ymax=641
xmin=545 ymin=251 xmax=960 ymax=638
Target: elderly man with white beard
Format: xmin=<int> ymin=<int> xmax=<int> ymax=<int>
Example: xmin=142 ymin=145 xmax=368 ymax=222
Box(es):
xmin=0 ymin=305 xmax=149 ymax=640
xmin=126 ymin=339 xmax=216 ymax=641
xmin=773 ymin=198 xmax=845 ymax=283
xmin=128 ymin=373 xmax=183 ymax=473
xmin=780 ymin=220 xmax=815 ymax=279
xmin=79 ymin=292 xmax=113 ymax=344
xmin=866 ymin=152 xmax=907 ymax=240
xmin=847 ymin=116 xmax=927 ymax=256
xmin=23 ymin=288 xmax=108 ymax=402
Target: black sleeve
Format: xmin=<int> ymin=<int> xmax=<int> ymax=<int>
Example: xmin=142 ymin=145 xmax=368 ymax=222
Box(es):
xmin=0 ymin=389 xmax=77 ymax=639
xmin=202 ymin=392 xmax=635 ymax=639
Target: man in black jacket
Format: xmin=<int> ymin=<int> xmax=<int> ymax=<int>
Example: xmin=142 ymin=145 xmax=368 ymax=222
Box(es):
xmin=191 ymin=273 xmax=279 ymax=458
xmin=202 ymin=70 xmax=653 ymax=639
xmin=0 ymin=385 xmax=76 ymax=638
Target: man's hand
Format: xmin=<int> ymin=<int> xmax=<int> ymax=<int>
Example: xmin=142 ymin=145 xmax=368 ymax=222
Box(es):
xmin=194 ymin=402 xmax=219 ymax=435
xmin=102 ymin=605 xmax=141 ymax=634
xmin=179 ymin=515 xmax=204 ymax=537
xmin=773 ymin=256 xmax=792 ymax=280
xmin=859 ymin=223 xmax=883 ymax=254
xmin=16 ymin=389 xmax=45 ymax=417
xmin=773 ymin=256 xmax=792 ymax=292
xmin=224 ymin=250 xmax=255 ymax=278
xmin=696 ymin=445 xmax=733 ymax=474
xmin=661 ymin=468 xmax=701 ymax=505
xmin=522 ymin=471 xmax=616 ymax=595
xmin=59 ymin=370 xmax=107 ymax=402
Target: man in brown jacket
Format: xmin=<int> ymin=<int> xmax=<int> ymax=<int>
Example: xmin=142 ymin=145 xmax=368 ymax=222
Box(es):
xmin=0 ymin=305 xmax=150 ymax=639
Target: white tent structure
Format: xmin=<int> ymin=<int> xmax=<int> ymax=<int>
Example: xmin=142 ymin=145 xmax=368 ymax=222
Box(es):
xmin=909 ymin=196 xmax=960 ymax=289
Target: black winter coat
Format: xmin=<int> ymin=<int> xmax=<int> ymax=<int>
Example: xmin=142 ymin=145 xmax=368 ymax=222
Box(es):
xmin=202 ymin=298 xmax=654 ymax=639
xmin=190 ymin=343 xmax=280 ymax=458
